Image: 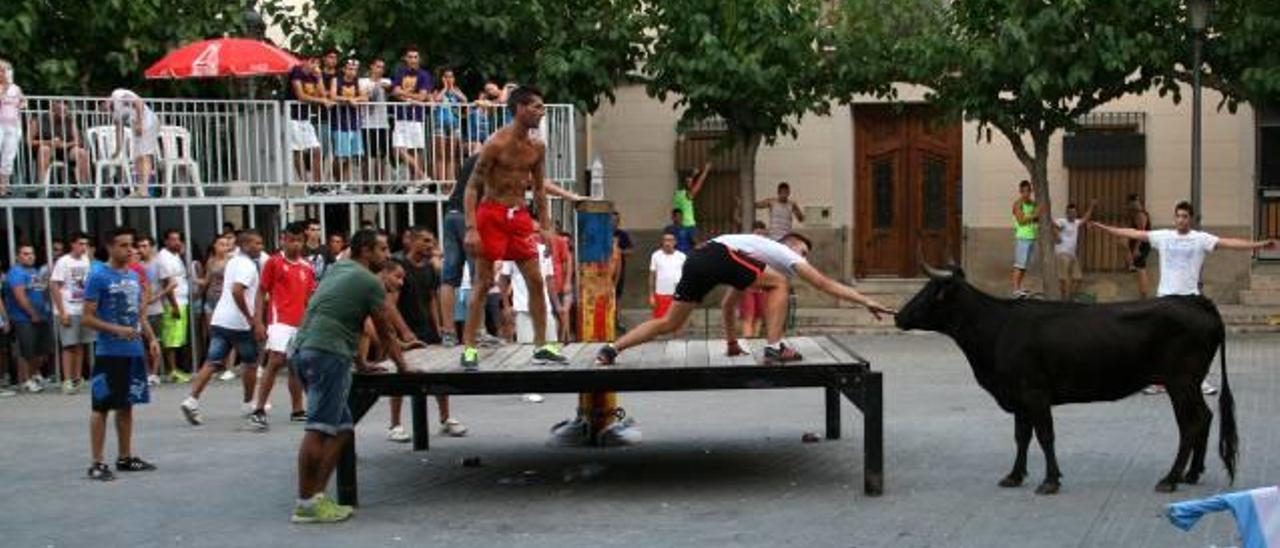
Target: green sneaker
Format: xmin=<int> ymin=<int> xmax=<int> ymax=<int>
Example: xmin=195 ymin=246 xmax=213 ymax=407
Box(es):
xmin=291 ymin=495 xmax=353 ymax=524
xmin=533 ymin=343 xmax=568 ymax=365
xmin=460 ymin=346 xmax=479 ymax=371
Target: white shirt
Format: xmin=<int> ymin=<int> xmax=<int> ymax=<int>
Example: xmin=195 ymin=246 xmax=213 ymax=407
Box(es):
xmin=357 ymin=77 xmax=391 ymax=129
xmin=649 ymin=249 xmax=686 ymax=295
xmin=211 ymin=252 xmax=261 ymax=330
xmin=109 ymin=89 xmax=157 ymax=129
xmin=503 ymin=244 xmax=554 ymax=313
xmin=50 ymin=254 xmax=92 ymax=316
xmin=0 ymin=84 xmax=23 ymax=128
xmin=1148 ymin=229 xmax=1219 ymax=296
xmin=156 ymin=248 xmax=190 ymax=306
xmin=712 ymin=234 xmax=808 ymax=277
xmin=1054 ymin=218 xmax=1082 ymax=256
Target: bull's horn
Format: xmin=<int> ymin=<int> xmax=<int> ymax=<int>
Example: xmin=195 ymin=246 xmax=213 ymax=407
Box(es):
xmin=917 ymin=246 xmax=953 ymax=280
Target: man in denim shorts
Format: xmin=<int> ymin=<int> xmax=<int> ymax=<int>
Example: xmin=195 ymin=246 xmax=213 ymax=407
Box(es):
xmin=289 ymin=229 xmax=405 ymax=523
xmin=181 ymin=230 xmax=266 ymax=426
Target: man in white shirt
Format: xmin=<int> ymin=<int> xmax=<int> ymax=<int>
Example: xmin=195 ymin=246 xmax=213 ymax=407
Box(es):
xmin=648 ymin=233 xmax=686 ymax=319
xmin=1092 ymin=200 xmax=1277 ymax=395
xmin=1051 ymin=200 xmax=1095 ymax=301
xmin=502 ymin=241 xmax=557 ymax=344
xmin=157 ymin=230 xmax=191 ymax=383
xmin=50 ymin=232 xmax=95 ymax=394
xmin=181 ymin=230 xmax=266 ymax=426
xmin=595 ymin=232 xmax=894 ymax=366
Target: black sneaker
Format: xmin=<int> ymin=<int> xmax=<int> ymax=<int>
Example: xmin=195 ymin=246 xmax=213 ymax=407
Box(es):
xmin=290 ymin=410 xmax=307 ymax=423
xmin=247 ymin=412 xmax=269 ymax=433
xmin=115 ymin=456 xmax=157 ymax=472
xmin=460 ymin=346 xmax=479 ymax=371
xmin=533 ymin=344 xmax=568 ymax=365
xmin=595 ymin=345 xmax=618 ymax=365
xmin=763 ymin=343 xmax=803 ymax=365
xmin=88 ymin=462 xmax=115 ymax=481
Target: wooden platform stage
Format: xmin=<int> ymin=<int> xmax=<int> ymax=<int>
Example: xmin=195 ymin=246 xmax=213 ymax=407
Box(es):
xmin=338 ymin=336 xmax=884 ymax=505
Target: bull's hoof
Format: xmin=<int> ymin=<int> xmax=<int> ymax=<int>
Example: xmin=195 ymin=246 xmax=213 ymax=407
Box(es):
xmin=1183 ymin=471 xmax=1202 ymax=485
xmin=1154 ymin=480 xmax=1178 ymax=493
xmin=998 ymin=474 xmax=1025 ymax=488
xmin=1034 ymin=482 xmax=1060 ymax=495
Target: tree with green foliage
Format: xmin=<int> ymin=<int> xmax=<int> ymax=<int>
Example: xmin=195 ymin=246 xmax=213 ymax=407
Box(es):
xmin=0 ymin=0 xmax=247 ymax=94
xmin=833 ymin=0 xmax=1184 ymax=296
xmin=641 ymin=0 xmax=835 ymax=231
xmin=261 ymin=0 xmax=646 ymax=113
xmin=1192 ymin=0 xmax=1280 ymax=106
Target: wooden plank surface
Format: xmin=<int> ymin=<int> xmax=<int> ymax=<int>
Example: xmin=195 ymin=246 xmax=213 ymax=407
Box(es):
xmin=787 ymin=336 xmax=838 ymax=365
xmin=684 ymin=338 xmax=710 ymax=369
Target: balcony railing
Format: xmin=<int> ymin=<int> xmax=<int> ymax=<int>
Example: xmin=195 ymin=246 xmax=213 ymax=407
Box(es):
xmin=3 ymin=95 xmax=577 ymax=201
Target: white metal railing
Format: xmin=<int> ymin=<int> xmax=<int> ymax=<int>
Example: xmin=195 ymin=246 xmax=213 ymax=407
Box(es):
xmin=2 ymin=95 xmax=577 ymax=201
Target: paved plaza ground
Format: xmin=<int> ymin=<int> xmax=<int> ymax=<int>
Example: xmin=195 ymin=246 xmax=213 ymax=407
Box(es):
xmin=2 ymin=333 xmax=1278 ymax=547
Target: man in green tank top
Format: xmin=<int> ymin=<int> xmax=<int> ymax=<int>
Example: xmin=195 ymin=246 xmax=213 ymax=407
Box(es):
xmin=672 ymin=162 xmax=712 ymax=228
xmin=1011 ymin=180 xmax=1041 ymax=297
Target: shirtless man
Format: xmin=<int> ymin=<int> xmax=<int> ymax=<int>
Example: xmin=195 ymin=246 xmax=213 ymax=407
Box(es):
xmin=459 ymin=86 xmax=566 ymax=370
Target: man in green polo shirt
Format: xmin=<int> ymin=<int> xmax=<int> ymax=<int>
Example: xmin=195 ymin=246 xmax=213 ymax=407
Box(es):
xmin=289 ymin=229 xmax=406 ymax=524
xmin=672 ymin=161 xmax=712 ymax=228
xmin=1011 ymin=179 xmax=1041 ymax=298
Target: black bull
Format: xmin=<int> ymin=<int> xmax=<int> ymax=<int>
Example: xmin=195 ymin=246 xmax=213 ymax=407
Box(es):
xmin=894 ymin=265 xmax=1237 ymax=495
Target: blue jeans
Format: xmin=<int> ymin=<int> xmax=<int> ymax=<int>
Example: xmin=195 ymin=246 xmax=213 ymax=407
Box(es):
xmin=442 ymin=209 xmax=468 ymax=286
xmin=206 ymin=325 xmax=259 ymax=366
xmin=291 ymin=348 xmax=353 ymax=435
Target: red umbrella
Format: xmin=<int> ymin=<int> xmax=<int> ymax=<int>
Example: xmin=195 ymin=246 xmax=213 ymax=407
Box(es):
xmin=145 ymin=38 xmax=299 ymax=79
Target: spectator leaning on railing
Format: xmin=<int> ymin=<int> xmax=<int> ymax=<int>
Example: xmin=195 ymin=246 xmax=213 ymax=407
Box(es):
xmin=390 ymin=45 xmax=433 ymax=187
xmin=103 ymin=89 xmax=159 ymax=198
xmin=330 ymin=59 xmax=367 ymax=188
xmin=0 ymin=60 xmax=25 ymax=197
xmin=28 ymin=100 xmax=90 ymax=189
xmin=358 ymin=58 xmax=393 ymax=185
xmin=288 ymin=54 xmax=333 ymax=188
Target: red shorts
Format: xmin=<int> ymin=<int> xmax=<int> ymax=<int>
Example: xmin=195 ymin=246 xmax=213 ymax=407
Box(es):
xmin=738 ymin=289 xmax=766 ymax=320
xmin=652 ymin=294 xmax=675 ymax=319
xmin=477 ymin=199 xmax=538 ymax=262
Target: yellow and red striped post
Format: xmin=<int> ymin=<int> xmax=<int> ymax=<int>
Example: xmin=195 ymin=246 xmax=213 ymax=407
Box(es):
xmin=575 ymin=200 xmax=619 ymax=442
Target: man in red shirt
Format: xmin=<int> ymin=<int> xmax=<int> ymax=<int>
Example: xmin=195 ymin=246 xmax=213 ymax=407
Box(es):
xmin=249 ymin=222 xmax=316 ymax=431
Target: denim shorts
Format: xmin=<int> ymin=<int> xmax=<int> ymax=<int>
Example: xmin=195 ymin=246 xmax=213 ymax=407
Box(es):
xmin=206 ymin=325 xmax=259 ymax=366
xmin=442 ymin=209 xmax=467 ymax=286
xmin=291 ymin=348 xmax=354 ymax=435
xmin=1013 ymin=239 xmax=1036 ymax=270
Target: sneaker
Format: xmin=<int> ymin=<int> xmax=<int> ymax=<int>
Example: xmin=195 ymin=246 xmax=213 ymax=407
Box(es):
xmin=247 ymin=412 xmax=269 ymax=432
xmin=0 ymin=388 xmax=15 ymax=397
xmin=440 ymin=332 xmax=459 ymax=348
xmin=1201 ymin=381 xmax=1218 ymax=396
xmin=597 ymin=417 xmax=642 ymax=447
xmin=23 ymin=379 xmax=43 ymax=393
xmin=32 ymin=374 xmax=49 ymax=387
xmin=763 ymin=343 xmax=803 ymax=365
xmin=533 ymin=344 xmax=568 ymax=365
xmin=549 ymin=417 xmax=591 ymax=447
xmin=440 ymin=418 xmax=469 ymax=437
xmin=87 ymin=462 xmax=115 ymax=482
xmin=290 ymin=410 xmax=307 ymax=423
xmin=241 ymin=401 xmax=257 ymax=417
xmin=115 ymin=456 xmax=157 ymax=472
xmin=595 ymin=344 xmax=618 ymax=365
xmin=219 ymin=369 xmax=237 ymax=382
xmin=1142 ymin=384 xmax=1167 ymax=395
xmin=61 ymin=379 xmax=77 ymax=395
xmin=460 ymin=346 xmax=480 ymax=371
xmin=169 ymin=371 xmax=192 ymax=384
xmin=726 ymin=340 xmax=748 ymax=357
xmin=291 ymin=494 xmax=354 ymax=524
xmin=146 ymin=374 xmax=160 ymax=388
xmin=387 ymin=425 xmax=411 ymax=443
xmin=180 ymin=396 xmax=203 ymax=425
xmin=478 ymin=333 xmax=504 ymax=348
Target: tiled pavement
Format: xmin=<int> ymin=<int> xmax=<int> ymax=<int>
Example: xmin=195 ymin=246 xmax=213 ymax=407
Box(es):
xmin=2 ymin=333 xmax=1276 ymax=547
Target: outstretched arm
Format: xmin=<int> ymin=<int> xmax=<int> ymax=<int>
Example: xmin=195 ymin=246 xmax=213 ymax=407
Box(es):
xmin=1080 ymin=200 xmax=1098 ymax=225
xmin=793 ymin=263 xmax=894 ymax=320
xmin=1089 ymin=221 xmax=1149 ymax=242
xmin=688 ymin=162 xmax=711 ymax=197
xmin=1216 ymin=238 xmax=1278 ymax=251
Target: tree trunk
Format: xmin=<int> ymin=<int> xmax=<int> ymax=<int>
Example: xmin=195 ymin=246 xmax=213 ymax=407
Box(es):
xmin=739 ymin=134 xmax=763 ymax=232
xmin=1029 ymin=133 xmax=1060 ymax=299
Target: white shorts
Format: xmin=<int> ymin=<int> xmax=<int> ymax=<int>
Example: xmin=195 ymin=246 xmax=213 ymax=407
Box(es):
xmin=393 ymin=121 xmax=425 ymax=149
xmin=514 ymin=311 xmax=557 ymax=344
xmin=132 ymin=123 xmax=159 ymax=160
xmin=265 ymin=323 xmax=298 ymax=354
xmin=288 ymin=120 xmax=320 ymax=151
xmin=0 ymin=125 xmax=19 ymax=176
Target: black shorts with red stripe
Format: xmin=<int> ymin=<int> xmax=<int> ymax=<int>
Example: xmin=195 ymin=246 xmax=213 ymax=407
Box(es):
xmin=673 ymin=242 xmax=764 ymax=303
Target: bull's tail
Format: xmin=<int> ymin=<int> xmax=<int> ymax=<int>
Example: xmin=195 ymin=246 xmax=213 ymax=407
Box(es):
xmin=1217 ymin=327 xmax=1238 ymax=484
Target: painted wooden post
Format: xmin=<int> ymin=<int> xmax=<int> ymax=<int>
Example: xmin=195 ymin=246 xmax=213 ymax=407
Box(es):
xmin=575 ymin=200 xmax=618 ymax=442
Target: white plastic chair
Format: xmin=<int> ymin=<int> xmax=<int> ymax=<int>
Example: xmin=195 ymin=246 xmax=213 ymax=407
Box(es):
xmin=86 ymin=126 xmax=133 ymax=198
xmin=158 ymin=125 xmax=202 ymax=197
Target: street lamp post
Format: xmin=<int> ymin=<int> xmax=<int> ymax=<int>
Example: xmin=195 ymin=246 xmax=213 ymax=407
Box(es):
xmin=1188 ymin=0 xmax=1213 ymax=229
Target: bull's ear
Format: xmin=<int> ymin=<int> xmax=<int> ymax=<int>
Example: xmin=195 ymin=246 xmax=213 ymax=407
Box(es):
xmin=953 ymin=267 xmax=967 ymax=279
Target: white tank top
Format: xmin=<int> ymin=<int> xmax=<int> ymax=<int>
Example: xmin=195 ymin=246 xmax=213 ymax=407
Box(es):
xmin=768 ymin=201 xmax=793 ymax=240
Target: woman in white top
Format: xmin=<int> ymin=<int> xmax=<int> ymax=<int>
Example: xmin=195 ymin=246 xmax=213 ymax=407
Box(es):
xmin=0 ymin=61 xmax=26 ymax=197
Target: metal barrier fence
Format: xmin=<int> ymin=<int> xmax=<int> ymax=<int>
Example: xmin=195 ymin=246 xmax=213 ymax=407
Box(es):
xmin=3 ymin=95 xmax=577 ymax=199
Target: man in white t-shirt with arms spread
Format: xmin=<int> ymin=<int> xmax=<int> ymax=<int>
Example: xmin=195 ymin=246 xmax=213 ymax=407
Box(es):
xmin=595 ymin=232 xmax=895 ymax=366
xmin=1092 ymin=200 xmax=1277 ymax=395
xmin=1051 ymin=200 xmax=1095 ymax=301
xmin=50 ymin=232 xmax=95 ymax=394
xmin=181 ymin=230 xmax=266 ymax=425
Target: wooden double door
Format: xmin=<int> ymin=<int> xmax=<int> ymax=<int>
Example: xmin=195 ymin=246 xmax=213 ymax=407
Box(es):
xmin=854 ymin=105 xmax=962 ymax=278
